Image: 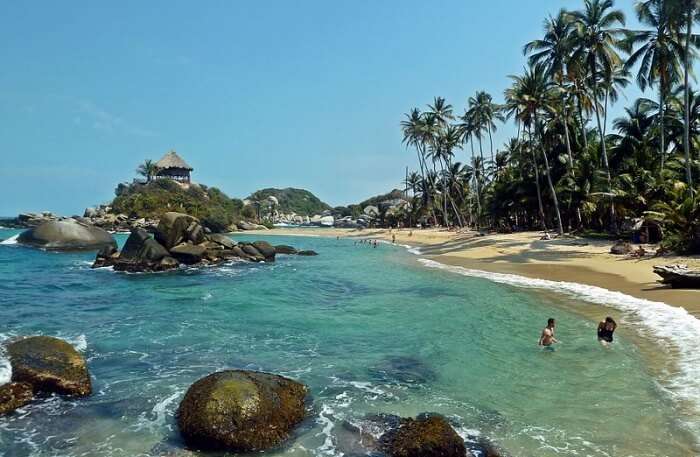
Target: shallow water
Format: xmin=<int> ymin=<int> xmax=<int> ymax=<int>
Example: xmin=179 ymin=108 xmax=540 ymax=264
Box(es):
xmin=0 ymin=229 xmax=697 ymax=456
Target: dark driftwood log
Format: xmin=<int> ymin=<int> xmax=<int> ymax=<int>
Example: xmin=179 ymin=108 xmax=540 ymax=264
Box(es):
xmin=653 ymin=264 xmax=700 ymax=289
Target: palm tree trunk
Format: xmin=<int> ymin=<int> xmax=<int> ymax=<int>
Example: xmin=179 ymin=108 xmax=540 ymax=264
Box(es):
xmin=487 ymin=125 xmax=494 ymax=163
xmin=684 ymin=5 xmax=693 ymax=188
xmin=577 ymin=97 xmax=589 ymax=151
xmin=536 ymin=114 xmax=564 ymax=235
xmin=590 ymin=70 xmax=616 ymax=229
xmin=528 ymin=124 xmax=547 ymax=231
xmin=659 ymin=84 xmax=666 ymax=173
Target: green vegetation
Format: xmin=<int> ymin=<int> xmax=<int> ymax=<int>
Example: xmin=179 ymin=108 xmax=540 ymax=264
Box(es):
xmin=246 ymin=188 xmax=330 ymax=215
xmin=112 ymin=180 xmax=243 ymax=232
xmin=398 ymin=0 xmax=700 ymax=253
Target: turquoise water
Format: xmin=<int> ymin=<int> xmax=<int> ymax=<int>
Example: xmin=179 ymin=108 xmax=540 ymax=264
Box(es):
xmin=0 ymin=229 xmax=697 ymax=456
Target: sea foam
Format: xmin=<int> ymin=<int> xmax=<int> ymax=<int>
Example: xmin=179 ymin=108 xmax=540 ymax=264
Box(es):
xmin=0 ymin=234 xmax=19 ymax=245
xmin=416 ymin=257 xmax=700 ymax=440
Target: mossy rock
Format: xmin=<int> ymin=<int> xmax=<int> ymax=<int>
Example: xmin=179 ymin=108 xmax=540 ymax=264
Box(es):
xmin=177 ymin=370 xmax=307 ymax=452
xmin=381 ymin=414 xmax=467 ymax=457
xmin=0 ymin=382 xmax=34 ymax=414
xmin=7 ymin=336 xmax=91 ymax=397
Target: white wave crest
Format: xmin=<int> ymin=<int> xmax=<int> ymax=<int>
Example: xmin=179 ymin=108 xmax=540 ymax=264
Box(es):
xmin=417 ymin=258 xmax=700 ymax=441
xmin=0 ymin=234 xmax=19 ymax=245
xmin=0 ymin=333 xmax=13 ymax=384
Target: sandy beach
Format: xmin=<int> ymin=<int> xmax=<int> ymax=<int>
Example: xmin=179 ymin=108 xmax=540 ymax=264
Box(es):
xmin=249 ymin=227 xmax=700 ymax=317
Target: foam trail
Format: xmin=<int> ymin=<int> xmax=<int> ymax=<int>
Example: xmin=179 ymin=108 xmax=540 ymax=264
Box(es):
xmin=0 ymin=234 xmax=19 ymax=245
xmin=0 ymin=334 xmax=11 ymax=384
xmin=417 ymin=257 xmax=700 ymax=440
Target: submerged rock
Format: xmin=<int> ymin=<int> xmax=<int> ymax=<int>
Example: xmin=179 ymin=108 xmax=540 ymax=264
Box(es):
xmin=380 ymin=414 xmax=467 ymax=457
xmin=17 ymin=219 xmax=117 ymax=251
xmin=297 ymin=250 xmax=318 ymax=256
xmin=177 ymin=370 xmax=308 ymax=452
xmin=368 ymin=355 xmax=436 ymax=386
xmin=0 ymin=382 xmax=34 ymax=415
xmin=7 ymin=336 xmax=91 ymax=397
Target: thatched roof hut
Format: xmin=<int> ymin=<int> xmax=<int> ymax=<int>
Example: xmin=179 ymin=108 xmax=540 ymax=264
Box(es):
xmin=154 ymin=151 xmax=193 ymax=182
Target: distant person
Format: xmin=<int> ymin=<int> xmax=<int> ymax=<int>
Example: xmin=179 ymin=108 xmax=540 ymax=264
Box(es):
xmin=392 ymin=234 xmax=396 ymax=244
xmin=597 ymin=317 xmax=617 ymax=346
xmin=373 ymin=240 xmax=377 ymax=248
xmin=538 ymin=318 xmax=558 ymax=349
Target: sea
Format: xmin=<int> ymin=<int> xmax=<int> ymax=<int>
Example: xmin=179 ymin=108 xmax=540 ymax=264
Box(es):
xmin=0 ymin=228 xmax=698 ymax=456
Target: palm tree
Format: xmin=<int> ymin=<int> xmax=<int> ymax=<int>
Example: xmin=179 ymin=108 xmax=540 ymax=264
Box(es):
xmin=525 ymin=10 xmax=577 ymax=173
xmin=510 ymin=64 xmax=565 ymax=235
xmin=569 ymin=0 xmax=627 ymax=228
xmin=625 ymin=0 xmax=684 ymax=171
xmin=136 ymin=159 xmax=157 ymax=182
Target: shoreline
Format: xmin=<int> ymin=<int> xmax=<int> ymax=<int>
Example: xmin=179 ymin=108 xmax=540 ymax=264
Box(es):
xmin=244 ymin=227 xmax=700 ymax=316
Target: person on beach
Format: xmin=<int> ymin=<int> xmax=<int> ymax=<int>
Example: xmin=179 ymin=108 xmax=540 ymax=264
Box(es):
xmin=597 ymin=317 xmax=617 ymax=346
xmin=538 ymin=318 xmax=558 ymax=349
xmin=392 ymin=233 xmax=396 ymax=244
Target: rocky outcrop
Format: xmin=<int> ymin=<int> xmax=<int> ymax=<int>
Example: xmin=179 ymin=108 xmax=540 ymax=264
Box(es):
xmin=237 ymin=221 xmax=268 ymax=231
xmin=170 ymin=243 xmax=206 ymax=265
xmin=92 ymin=214 xmax=305 ymax=272
xmin=380 ymin=414 xmax=467 ymax=457
xmin=7 ymin=336 xmax=91 ymax=397
xmin=155 ymin=212 xmax=201 ymax=250
xmin=17 ymin=219 xmax=117 ymax=251
xmin=0 ymin=382 xmax=34 ymax=415
xmin=653 ymin=264 xmax=700 ymax=289
xmin=610 ymin=241 xmax=633 ymax=255
xmin=177 ymin=370 xmax=308 ymax=452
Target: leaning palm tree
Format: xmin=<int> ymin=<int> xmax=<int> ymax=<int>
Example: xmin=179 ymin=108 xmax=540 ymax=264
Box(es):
xmin=625 ymin=0 xmax=684 ymax=171
xmin=569 ymin=0 xmax=627 ymax=227
xmin=136 ymin=159 xmax=157 ymax=182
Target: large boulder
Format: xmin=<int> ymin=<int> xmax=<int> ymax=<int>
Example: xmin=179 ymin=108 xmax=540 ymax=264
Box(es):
xmin=380 ymin=414 xmax=467 ymax=457
xmin=120 ymin=228 xmax=150 ymax=259
xmin=241 ymin=244 xmax=264 ymax=261
xmin=155 ymin=212 xmax=200 ymax=250
xmin=207 ymin=233 xmax=236 ymax=249
xmin=17 ymin=219 xmax=117 ymax=251
xmin=252 ymin=241 xmax=276 ymax=261
xmin=275 ymin=245 xmax=298 ymax=255
xmin=237 ymin=221 xmax=268 ymax=231
xmin=170 ymin=243 xmax=206 ymax=265
xmin=6 ymin=336 xmax=91 ymax=397
xmin=297 ymin=250 xmax=318 ymax=256
xmin=0 ymin=382 xmax=34 ymax=415
xmin=177 ymin=370 xmax=308 ymax=452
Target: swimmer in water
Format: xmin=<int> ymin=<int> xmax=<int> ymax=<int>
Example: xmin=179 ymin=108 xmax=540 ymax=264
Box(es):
xmin=538 ymin=318 xmax=559 ymax=349
xmin=597 ymin=316 xmax=617 ymax=346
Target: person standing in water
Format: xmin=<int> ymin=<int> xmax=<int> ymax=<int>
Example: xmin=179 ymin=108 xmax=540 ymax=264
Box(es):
xmin=392 ymin=233 xmax=396 ymax=244
xmin=597 ymin=317 xmax=617 ymax=346
xmin=538 ymin=318 xmax=558 ymax=349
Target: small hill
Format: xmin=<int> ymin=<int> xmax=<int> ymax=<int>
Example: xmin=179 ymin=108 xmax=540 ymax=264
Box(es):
xmin=246 ymin=188 xmax=331 ymax=215
xmin=111 ymin=180 xmax=243 ymax=232
xmin=357 ymin=189 xmax=405 ymax=208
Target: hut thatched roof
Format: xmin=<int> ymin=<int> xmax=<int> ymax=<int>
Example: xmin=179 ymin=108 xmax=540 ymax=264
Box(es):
xmin=155 ymin=151 xmax=193 ymax=170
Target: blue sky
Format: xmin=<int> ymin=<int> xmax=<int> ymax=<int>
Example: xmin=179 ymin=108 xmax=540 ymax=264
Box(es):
xmin=0 ymin=1 xmax=652 ymax=215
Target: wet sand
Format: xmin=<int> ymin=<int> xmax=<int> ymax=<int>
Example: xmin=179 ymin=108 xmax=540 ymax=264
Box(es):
xmin=246 ymin=227 xmax=700 ymax=317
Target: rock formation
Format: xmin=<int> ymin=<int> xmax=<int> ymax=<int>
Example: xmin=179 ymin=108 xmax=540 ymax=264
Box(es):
xmin=177 ymin=370 xmax=308 ymax=452
xmin=17 ymin=219 xmax=117 ymax=251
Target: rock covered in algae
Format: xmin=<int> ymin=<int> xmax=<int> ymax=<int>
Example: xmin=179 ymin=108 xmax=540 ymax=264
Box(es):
xmin=0 ymin=382 xmax=34 ymax=414
xmin=7 ymin=336 xmax=91 ymax=397
xmin=177 ymin=369 xmax=308 ymax=452
xmin=380 ymin=413 xmax=467 ymax=457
